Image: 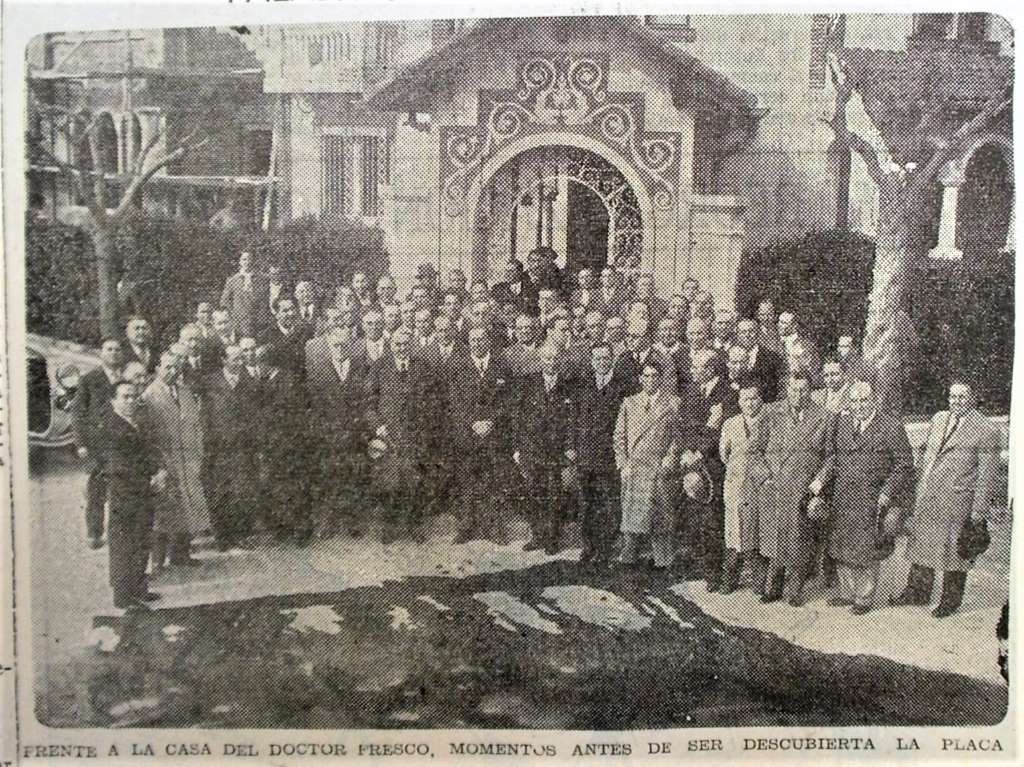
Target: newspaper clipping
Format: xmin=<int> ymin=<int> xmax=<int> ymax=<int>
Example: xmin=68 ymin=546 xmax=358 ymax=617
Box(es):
xmin=0 ymin=1 xmax=1018 ymax=764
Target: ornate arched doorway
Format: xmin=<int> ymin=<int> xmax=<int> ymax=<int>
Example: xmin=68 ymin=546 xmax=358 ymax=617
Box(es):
xmin=472 ymin=145 xmax=644 ymax=281
xmin=955 ymin=142 xmax=1013 ymax=258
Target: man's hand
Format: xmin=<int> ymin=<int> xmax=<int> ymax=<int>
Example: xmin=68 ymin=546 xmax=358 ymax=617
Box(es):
xmin=76 ymin=446 xmax=88 ymax=459
xmin=376 ymin=425 xmax=389 ymax=439
xmin=472 ymin=420 xmax=494 ymax=438
xmin=661 ymin=454 xmax=675 ymax=471
xmin=679 ymin=450 xmax=702 ymax=468
xmin=877 ymin=492 xmax=890 ymax=509
xmin=565 ymin=449 xmax=577 ymax=463
xmin=809 ymin=478 xmax=823 ymax=497
xmin=513 ymin=450 xmax=521 ymax=465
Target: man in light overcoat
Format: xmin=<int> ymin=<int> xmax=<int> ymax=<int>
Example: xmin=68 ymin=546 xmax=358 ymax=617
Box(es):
xmin=893 ymin=382 xmax=1002 ymax=618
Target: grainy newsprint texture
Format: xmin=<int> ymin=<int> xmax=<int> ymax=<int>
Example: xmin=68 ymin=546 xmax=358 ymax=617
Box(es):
xmin=1 ymin=4 xmax=1018 ymax=766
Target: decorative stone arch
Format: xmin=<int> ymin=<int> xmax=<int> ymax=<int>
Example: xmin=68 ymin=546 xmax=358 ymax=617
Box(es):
xmin=439 ymin=52 xmax=683 ymax=290
xmin=465 ymin=132 xmax=657 ymax=281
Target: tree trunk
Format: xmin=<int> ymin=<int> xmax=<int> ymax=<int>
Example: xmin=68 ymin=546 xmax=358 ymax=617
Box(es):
xmin=860 ymin=176 xmax=913 ymax=414
xmin=92 ymin=222 xmax=120 ymax=338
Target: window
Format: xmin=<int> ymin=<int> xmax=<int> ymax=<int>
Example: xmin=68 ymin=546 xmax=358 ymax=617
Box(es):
xmin=321 ymin=134 xmax=381 ymax=218
xmin=913 ymin=14 xmax=954 ymax=39
xmin=308 ymin=35 xmax=323 ymax=66
xmin=644 ymin=15 xmax=695 ymax=40
xmin=957 ymin=13 xmax=989 ymax=42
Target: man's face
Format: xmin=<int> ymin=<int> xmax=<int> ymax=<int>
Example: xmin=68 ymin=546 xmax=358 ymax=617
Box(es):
xmin=238 ymin=253 xmax=252 ymax=273
xmin=412 ymin=287 xmax=430 ymax=310
xmin=639 ymin=366 xmax=661 ymax=395
xmin=363 ymin=315 xmax=384 ymax=341
xmin=392 ymin=335 xmax=411 ymax=361
xmin=378 ymin=280 xmax=396 ymax=302
xmin=585 ymin=315 xmax=605 ymax=342
xmin=443 ymin=295 xmax=461 ymax=320
xmin=695 ymin=293 xmax=714 ymax=318
xmin=822 ymin=362 xmax=846 ymax=392
xmin=434 ymin=318 xmax=453 ymax=344
xmin=601 ymin=268 xmax=616 ymax=289
xmin=578 ymin=270 xmax=594 ymax=288
xmin=669 ymin=295 xmax=686 ymax=318
xmin=736 ymin=320 xmax=758 ymax=349
xmin=727 ymin=348 xmax=749 ymax=380
xmin=471 ymin=283 xmax=489 ymax=304
xmin=739 ymin=387 xmax=763 ymax=417
xmin=401 ymin=303 xmax=416 ymax=329
xmin=449 ymin=270 xmax=466 ymax=290
xmin=716 ymin=317 xmax=736 ymax=340
xmin=196 ymin=303 xmax=212 ymax=326
xmin=787 ymin=377 xmax=811 ymax=410
xmin=849 ymin=385 xmax=875 ymax=421
xmin=328 ymin=334 xmax=348 ymax=360
xmin=415 ymin=313 xmax=433 ymax=337
xmin=757 ymin=302 xmax=775 ymax=328
xmin=157 ymin=356 xmax=180 ymax=385
xmin=637 ymin=275 xmax=654 ymax=298
xmin=268 ymin=267 xmax=282 ymax=285
xmin=626 ymin=329 xmax=649 ymax=353
xmin=352 ymin=273 xmax=368 ymax=295
xmin=276 ymin=300 xmax=297 ymax=329
xmin=949 ymin=384 xmax=973 ymax=416
xmin=240 ymin=343 xmax=257 ymax=366
xmin=112 ymin=384 xmax=138 ymax=418
xmin=686 ymin=320 xmax=708 ymax=348
xmin=213 ymin=311 xmax=232 ymax=336
xmin=516 ymin=317 xmax=538 ymax=345
xmin=606 ymin=321 xmax=625 ymax=343
xmin=540 ymin=345 xmax=558 ymax=375
xmin=692 ymin=359 xmax=715 ymax=385
xmin=123 ymin=364 xmax=148 ymax=388
xmin=99 ymin=340 xmax=123 ymax=369
xmin=550 ymin=318 xmax=570 ymax=345
xmin=295 ymin=283 xmax=313 ymax=305
xmin=471 ymin=303 xmax=490 ymax=328
xmin=223 ymin=347 xmax=244 ymax=373
xmin=181 ymin=328 xmax=201 ymax=355
xmin=383 ymin=307 xmax=401 ymax=331
xmin=126 ymin=319 xmax=151 ymax=345
xmin=682 ymin=280 xmax=698 ymax=302
xmin=591 ymin=347 xmax=613 ymax=377
xmin=778 ymin=314 xmax=795 ymax=337
xmin=468 ymin=332 xmax=490 ymax=359
xmin=837 ymin=336 xmax=854 ymax=358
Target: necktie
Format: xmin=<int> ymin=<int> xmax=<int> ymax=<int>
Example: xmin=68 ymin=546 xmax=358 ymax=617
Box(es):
xmin=645 ymin=399 xmax=652 ymax=414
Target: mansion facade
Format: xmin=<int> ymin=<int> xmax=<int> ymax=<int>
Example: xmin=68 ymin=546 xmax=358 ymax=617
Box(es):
xmin=28 ymin=14 xmax=1014 ymax=307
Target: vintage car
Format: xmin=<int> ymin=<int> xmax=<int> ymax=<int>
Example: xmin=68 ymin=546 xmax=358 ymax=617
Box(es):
xmin=27 ymin=332 xmax=99 ymax=449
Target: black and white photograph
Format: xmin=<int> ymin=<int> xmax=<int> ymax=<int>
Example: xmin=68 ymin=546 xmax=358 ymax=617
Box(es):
xmin=2 ymin=3 xmax=1018 ymax=758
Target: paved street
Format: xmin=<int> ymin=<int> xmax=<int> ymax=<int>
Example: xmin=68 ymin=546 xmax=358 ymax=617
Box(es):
xmin=27 ymin=449 xmax=1009 ymax=728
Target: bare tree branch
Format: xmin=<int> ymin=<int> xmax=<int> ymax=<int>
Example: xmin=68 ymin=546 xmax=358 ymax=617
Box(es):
xmin=131 ymin=126 xmax=163 ymax=177
xmin=821 ymin=53 xmax=887 ymax=186
xmin=31 ymin=141 xmax=90 ymax=205
xmin=907 ymin=86 xmax=1012 ymax=200
xmin=114 ymin=133 xmax=209 ymax=218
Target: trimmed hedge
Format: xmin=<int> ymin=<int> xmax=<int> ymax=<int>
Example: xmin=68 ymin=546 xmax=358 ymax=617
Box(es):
xmin=26 ymin=213 xmax=390 ymax=346
xmin=735 ymin=229 xmax=876 ymax=353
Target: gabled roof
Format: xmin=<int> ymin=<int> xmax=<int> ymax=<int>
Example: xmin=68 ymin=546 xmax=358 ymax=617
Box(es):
xmin=365 ymin=16 xmax=758 ymax=116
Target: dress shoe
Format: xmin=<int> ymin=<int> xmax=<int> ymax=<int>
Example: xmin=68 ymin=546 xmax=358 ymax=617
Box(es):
xmin=89 ymin=537 xmax=104 ymax=550
xmin=787 ymin=594 xmax=804 ymax=608
xmin=522 ymin=540 xmax=545 ymax=552
xmin=760 ymin=591 xmax=782 ymax=604
xmin=932 ymin=602 xmax=960 ymax=619
xmin=543 ymin=542 xmax=562 ymax=556
xmin=888 ymin=589 xmax=926 ymax=607
xmin=827 ymin=596 xmax=853 ymax=607
xmin=141 ymin=591 xmax=161 ymax=602
xmin=451 ymin=529 xmax=474 ymax=545
xmin=850 ymin=603 xmax=872 ymax=616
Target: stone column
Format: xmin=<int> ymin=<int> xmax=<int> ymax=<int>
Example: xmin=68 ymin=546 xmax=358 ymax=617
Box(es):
xmin=928 ymin=178 xmax=964 ymax=261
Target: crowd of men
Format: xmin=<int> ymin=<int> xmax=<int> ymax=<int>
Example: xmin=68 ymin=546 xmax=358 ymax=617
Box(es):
xmin=72 ymin=245 xmax=1002 ymax=619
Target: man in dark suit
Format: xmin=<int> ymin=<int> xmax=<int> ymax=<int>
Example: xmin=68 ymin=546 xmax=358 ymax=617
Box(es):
xmin=611 ymin=319 xmax=677 ymax=397
xmin=515 ymin=343 xmax=574 ymax=554
xmin=449 ymin=328 xmax=517 ymax=543
xmin=258 ymin=296 xmax=313 ymax=379
xmin=294 ymin=280 xmax=320 ymax=329
xmin=178 ymin=323 xmax=219 ymax=390
xmin=365 ymin=330 xmax=439 ymax=543
xmin=306 ymin=328 xmax=369 ymax=538
xmin=570 ymin=268 xmax=599 ymax=312
xmin=568 ymin=342 xmax=623 ymax=564
xmin=632 ymin=273 xmax=669 ymax=326
xmin=735 ymin=318 xmax=782 ymax=402
xmin=594 ymin=267 xmax=629 ymax=318
xmin=491 ymin=260 xmax=527 ymax=310
xmin=204 ymin=309 xmax=238 ymax=363
xmin=653 ymin=318 xmax=689 ymax=395
xmin=73 ymin=337 xmax=124 ymax=548
xmin=97 ymin=381 xmax=165 ymax=609
xmin=419 ymin=316 xmax=464 ymax=378
xmin=220 ymin=251 xmax=269 ymax=337
xmin=123 ymin=316 xmax=157 ymax=374
xmin=202 ymin=344 xmax=259 ymax=550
